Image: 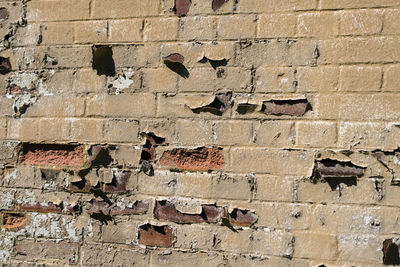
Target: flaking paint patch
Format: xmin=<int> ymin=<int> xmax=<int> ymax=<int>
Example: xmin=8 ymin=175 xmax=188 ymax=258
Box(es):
xmin=108 ymin=68 xmax=134 ymax=95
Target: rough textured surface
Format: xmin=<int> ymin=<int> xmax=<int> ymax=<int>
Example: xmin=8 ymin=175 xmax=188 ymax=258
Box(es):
xmin=1 ymin=0 xmax=400 ymax=265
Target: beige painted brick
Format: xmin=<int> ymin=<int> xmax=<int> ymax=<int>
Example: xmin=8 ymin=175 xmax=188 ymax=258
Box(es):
xmin=73 ymin=69 xmax=106 ymax=93
xmin=296 ymin=121 xmax=337 ymax=148
xmin=41 ymin=22 xmax=74 ymax=45
xmin=230 ymin=148 xmax=314 ymax=176
xmin=253 ymin=121 xmax=295 ymax=147
xmin=297 ymin=12 xmax=339 ymax=37
xmin=340 ymin=10 xmax=383 ymax=36
xmin=337 ymin=234 xmax=381 ymax=264
xmin=12 ymin=24 xmax=42 ymax=46
xmin=142 ymin=68 xmax=178 ymax=93
xmin=339 ymin=66 xmax=382 ymax=92
xmin=103 ymin=119 xmax=139 ymax=143
xmin=258 ymin=13 xmax=297 ymax=38
xmin=320 ymin=0 xmax=400 ymax=9
xmin=211 ymin=174 xmax=252 ymax=200
xmin=24 ymin=95 xmax=85 ymax=117
xmin=92 ymin=0 xmax=159 ymax=18
xmin=217 ymin=15 xmax=256 ymax=39
xmin=43 ymin=46 xmax=92 ymax=68
xmin=74 ymin=21 xmax=108 ymax=44
xmin=178 ymin=68 xmax=216 ymax=92
xmin=109 ymin=19 xmax=143 ymax=43
xmin=0 ymin=97 xmax=14 ymax=117
xmin=38 ymin=118 xmax=70 ymax=141
xmin=175 ymin=119 xmax=213 ymax=146
xmin=256 ymin=175 xmax=295 ymax=202
xmin=86 ymin=94 xmax=156 ymax=118
xmin=319 ymin=37 xmax=400 ymax=64
xmin=213 ymin=120 xmax=253 ymax=146
xmin=293 ymin=232 xmax=338 ymax=260
xmin=236 ymin=0 xmax=317 ymax=12
xmin=0 ymin=119 xmax=6 ymax=139
xmin=151 ymin=251 xmax=225 ymax=267
xmin=216 ymin=67 xmax=252 ymax=92
xmin=8 ymin=118 xmax=39 ymax=141
xmin=337 ymin=122 xmax=400 ymax=150
xmin=70 ymin=119 xmax=103 ymax=142
xmin=296 ymin=179 xmax=338 ymax=203
xmin=297 ymin=66 xmax=339 ymax=92
xmin=255 ymin=67 xmax=297 ymax=93
xmin=179 ymin=17 xmax=216 ymax=40
xmin=27 ymin=0 xmax=90 ymax=21
xmin=143 ymin=18 xmax=179 ymax=42
xmin=383 ymin=9 xmax=400 ymax=35
xmin=316 ymin=93 xmax=400 ymax=121
xmin=102 ymin=219 xmax=137 ymax=244
xmin=383 ymin=65 xmax=400 ymax=91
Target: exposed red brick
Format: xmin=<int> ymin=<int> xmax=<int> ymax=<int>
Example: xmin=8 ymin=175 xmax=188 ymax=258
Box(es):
xmin=110 ymin=201 xmax=149 ymax=216
xmin=21 ymin=144 xmax=84 ymax=167
xmin=212 ymin=0 xmax=229 ymax=11
xmin=317 ymin=159 xmax=366 ymax=178
xmin=0 ymin=57 xmax=11 ymax=75
xmin=261 ymin=99 xmax=309 ymax=116
xmin=19 ymin=203 xmax=63 ymax=213
xmin=2 ymin=213 xmax=28 ymax=229
xmin=0 ymin=8 xmax=9 ymax=21
xmin=88 ymin=200 xmax=110 ymax=215
xmin=174 ymin=0 xmax=191 ymax=17
xmin=230 ymin=209 xmax=258 ymax=227
xmin=163 ymin=53 xmax=184 ymax=64
xmin=155 ymin=201 xmax=227 ymax=224
xmin=383 ymin=238 xmax=400 ymax=265
xmin=104 ymin=171 xmax=131 ymax=193
xmin=160 ymin=147 xmax=224 ymax=171
xmin=139 ymin=224 xmax=173 ymax=247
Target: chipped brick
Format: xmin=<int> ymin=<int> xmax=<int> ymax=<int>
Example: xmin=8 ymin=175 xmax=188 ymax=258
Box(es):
xmin=160 ymin=147 xmax=224 ymax=171
xmin=109 ymin=201 xmax=149 ymax=216
xmin=92 ymin=45 xmax=115 ymax=77
xmin=383 ymin=238 xmax=400 ymax=265
xmin=174 ymin=0 xmax=191 ymax=17
xmin=0 ymin=57 xmax=11 ymax=74
xmin=261 ymin=99 xmax=309 ymax=116
xmin=40 ymin=168 xmax=60 ymax=181
xmin=191 ymin=92 xmax=232 ymax=115
xmin=230 ymin=209 xmax=258 ymax=227
xmin=0 ymin=8 xmax=9 ymax=21
xmin=19 ymin=202 xmax=63 ymax=213
xmin=198 ymin=56 xmax=228 ymax=69
xmin=236 ymin=103 xmax=257 ymax=114
xmin=2 ymin=213 xmax=28 ymax=229
xmin=155 ymin=200 xmax=226 ymax=224
xmin=138 ymin=224 xmax=173 ymax=247
xmin=104 ymin=170 xmax=131 ymax=193
xmin=21 ymin=143 xmax=84 ymax=167
xmin=86 ymin=145 xmax=113 ymax=167
xmin=163 ymin=53 xmax=184 ymax=64
xmin=88 ymin=199 xmax=110 ymax=215
xmin=317 ymin=159 xmax=366 ymax=178
xmin=212 ymin=0 xmax=229 ymax=11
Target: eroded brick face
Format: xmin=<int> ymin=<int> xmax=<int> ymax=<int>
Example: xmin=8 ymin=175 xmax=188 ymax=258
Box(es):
xmin=1 ymin=0 xmax=399 ymax=265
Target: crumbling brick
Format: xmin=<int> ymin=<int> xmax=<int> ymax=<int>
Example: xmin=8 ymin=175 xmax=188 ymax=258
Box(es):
xmin=212 ymin=0 xmax=229 ymax=11
xmin=109 ymin=201 xmax=149 ymax=216
xmin=2 ymin=212 xmax=28 ymax=229
xmin=236 ymin=103 xmax=257 ymax=114
xmin=160 ymin=147 xmax=224 ymax=171
xmin=40 ymin=168 xmax=60 ymax=181
xmin=163 ymin=53 xmax=184 ymax=64
xmin=138 ymin=224 xmax=173 ymax=247
xmin=261 ymin=99 xmax=310 ymax=116
xmin=191 ymin=92 xmax=232 ymax=115
xmin=163 ymin=53 xmax=189 ymax=78
xmin=174 ymin=0 xmax=191 ymax=17
xmin=104 ymin=170 xmax=131 ymax=193
xmin=0 ymin=8 xmax=9 ymax=21
xmin=20 ymin=143 xmax=84 ymax=167
xmin=230 ymin=209 xmax=258 ymax=227
xmin=0 ymin=57 xmax=11 ymax=74
xmin=154 ymin=200 xmax=227 ymax=224
xmin=316 ymin=159 xmax=366 ymax=178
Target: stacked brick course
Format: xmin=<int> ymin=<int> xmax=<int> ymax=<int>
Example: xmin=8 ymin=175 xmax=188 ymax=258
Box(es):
xmin=0 ymin=0 xmax=400 ymax=265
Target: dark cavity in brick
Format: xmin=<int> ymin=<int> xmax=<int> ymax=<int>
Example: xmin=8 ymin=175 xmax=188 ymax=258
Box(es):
xmin=163 ymin=53 xmax=189 ymax=78
xmin=40 ymin=168 xmax=60 ymax=181
xmin=236 ymin=103 xmax=257 ymax=114
xmin=0 ymin=57 xmax=11 ymax=74
xmin=92 ymin=45 xmax=115 ymax=77
xmin=2 ymin=213 xmax=28 ymax=229
xmin=212 ymin=0 xmax=229 ymax=10
xmin=198 ymin=56 xmax=227 ymax=69
xmin=160 ymin=147 xmax=224 ymax=171
xmin=86 ymin=145 xmax=113 ymax=167
xmin=154 ymin=200 xmax=227 ymax=224
xmin=191 ymin=92 xmax=232 ymax=116
xmin=140 ymin=132 xmax=165 ymax=176
xmin=104 ymin=170 xmax=131 ymax=193
xmin=139 ymin=224 xmax=173 ymax=247
xmin=230 ymin=209 xmax=258 ymax=227
xmin=0 ymin=8 xmax=9 ymax=21
xmin=20 ymin=143 xmax=84 ymax=167
xmin=174 ymin=0 xmax=191 ymax=16
xmin=383 ymin=239 xmax=400 ymax=265
xmin=261 ymin=99 xmax=310 ymax=116
xmin=87 ymin=200 xmax=113 ymax=224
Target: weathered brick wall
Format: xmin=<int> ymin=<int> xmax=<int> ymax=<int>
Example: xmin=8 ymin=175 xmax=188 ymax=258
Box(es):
xmin=0 ymin=0 xmax=400 ymax=265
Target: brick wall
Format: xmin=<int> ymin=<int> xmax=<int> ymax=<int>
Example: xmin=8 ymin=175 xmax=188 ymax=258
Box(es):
xmin=0 ymin=0 xmax=400 ymax=265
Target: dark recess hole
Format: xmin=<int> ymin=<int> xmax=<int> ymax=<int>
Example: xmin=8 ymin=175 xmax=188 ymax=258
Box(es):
xmin=384 ymin=240 xmax=400 ymax=265
xmin=198 ymin=56 xmax=228 ymax=69
xmin=90 ymin=213 xmax=113 ymax=224
xmin=325 ymin=177 xmax=357 ymax=190
xmin=165 ymin=61 xmax=189 ymax=78
xmin=237 ymin=103 xmax=257 ymax=114
xmin=0 ymin=57 xmax=11 ymax=74
xmin=88 ymin=146 xmax=113 ymax=167
xmin=92 ymin=45 xmax=115 ymax=76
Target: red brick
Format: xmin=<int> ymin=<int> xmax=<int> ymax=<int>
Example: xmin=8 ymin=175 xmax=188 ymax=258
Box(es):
xmin=139 ymin=224 xmax=173 ymax=247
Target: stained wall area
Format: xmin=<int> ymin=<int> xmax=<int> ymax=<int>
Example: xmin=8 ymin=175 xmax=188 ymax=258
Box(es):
xmin=1 ymin=0 xmax=400 ymax=266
